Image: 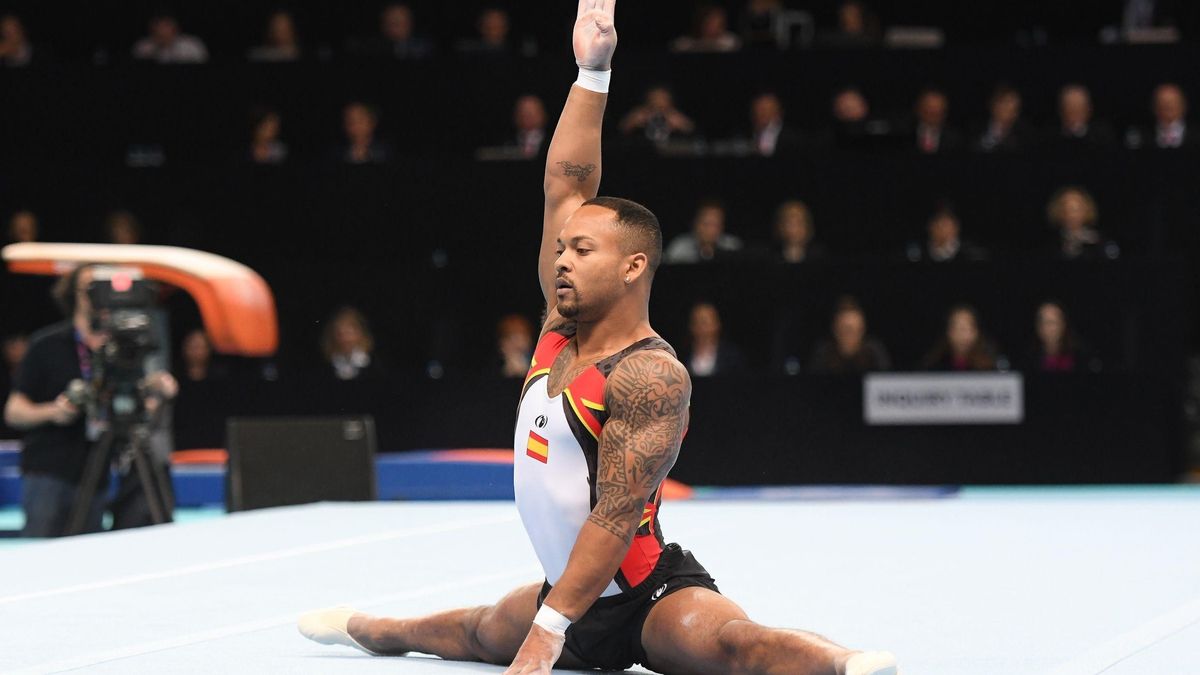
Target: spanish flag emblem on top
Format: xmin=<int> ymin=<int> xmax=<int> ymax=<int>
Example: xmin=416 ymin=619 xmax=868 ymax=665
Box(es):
xmin=526 ymin=430 xmax=549 ymax=464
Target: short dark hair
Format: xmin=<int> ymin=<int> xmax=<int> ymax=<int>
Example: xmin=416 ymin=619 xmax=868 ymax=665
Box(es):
xmin=582 ymin=196 xmax=663 ymax=276
xmin=929 ymin=199 xmax=957 ymax=223
xmin=990 ymin=83 xmax=1020 ymax=105
xmin=52 ymin=263 xmax=96 ymax=318
xmin=833 ymin=295 xmax=864 ymax=320
xmin=344 ymin=101 xmax=379 ymax=121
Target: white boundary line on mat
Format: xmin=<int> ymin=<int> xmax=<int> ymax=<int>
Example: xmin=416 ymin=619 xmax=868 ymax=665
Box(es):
xmin=0 ymin=513 xmax=518 ymax=607
xmin=1045 ymin=595 xmax=1200 ymax=675
xmin=7 ymin=565 xmax=541 ymax=675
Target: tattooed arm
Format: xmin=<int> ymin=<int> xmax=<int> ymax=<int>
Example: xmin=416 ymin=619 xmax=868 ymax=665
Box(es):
xmin=538 ymin=2 xmax=616 ymax=323
xmin=541 ymin=350 xmax=690 ymax=620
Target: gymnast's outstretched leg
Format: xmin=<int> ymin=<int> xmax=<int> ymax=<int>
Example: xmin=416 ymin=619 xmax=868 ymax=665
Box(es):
xmin=298 ymin=583 xmax=586 ymax=668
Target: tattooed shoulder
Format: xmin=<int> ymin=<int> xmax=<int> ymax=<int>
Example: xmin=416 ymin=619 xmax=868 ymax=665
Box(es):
xmin=605 ymin=350 xmax=691 ymax=423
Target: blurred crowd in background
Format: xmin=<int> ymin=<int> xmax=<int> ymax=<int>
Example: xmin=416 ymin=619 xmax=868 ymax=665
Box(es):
xmin=2 ymin=1 xmax=1197 ymax=68
xmin=2 ymin=0 xmax=1197 ymax=444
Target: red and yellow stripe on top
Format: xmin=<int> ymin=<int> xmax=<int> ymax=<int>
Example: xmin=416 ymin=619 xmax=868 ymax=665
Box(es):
xmin=526 ymin=430 xmax=549 ymax=464
xmin=620 ymin=485 xmax=664 ymax=586
xmin=639 ymin=502 xmax=656 ymax=530
xmin=563 ymin=373 xmax=605 ymax=441
xmin=523 ymin=331 xmax=571 ymax=390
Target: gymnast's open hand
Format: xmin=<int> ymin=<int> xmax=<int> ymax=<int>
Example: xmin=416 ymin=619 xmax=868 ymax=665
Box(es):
xmin=501 ymin=623 xmax=564 ymax=675
xmin=573 ymin=0 xmax=617 ymax=71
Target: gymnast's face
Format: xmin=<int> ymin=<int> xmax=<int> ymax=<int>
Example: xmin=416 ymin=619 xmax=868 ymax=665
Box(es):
xmin=554 ymin=205 xmax=630 ymax=321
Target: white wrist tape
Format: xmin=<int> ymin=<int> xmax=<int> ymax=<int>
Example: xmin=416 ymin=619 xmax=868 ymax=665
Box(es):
xmin=533 ymin=604 xmax=572 ymax=637
xmin=575 ymin=67 xmax=611 ymax=94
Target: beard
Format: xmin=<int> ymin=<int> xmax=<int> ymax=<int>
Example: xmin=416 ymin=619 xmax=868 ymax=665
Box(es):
xmin=557 ymin=290 xmax=580 ymax=318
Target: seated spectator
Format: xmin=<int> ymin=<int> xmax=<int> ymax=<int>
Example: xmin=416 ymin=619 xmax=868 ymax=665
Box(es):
xmin=339 ymin=102 xmax=389 ymax=164
xmin=132 ymin=12 xmax=209 ymax=64
xmin=1029 ymin=301 xmax=1099 ymax=373
xmin=973 ymin=84 xmax=1032 ymax=153
xmin=249 ymin=107 xmax=288 ymax=165
xmin=809 ymin=297 xmax=891 ymax=373
xmin=818 ymin=1 xmax=881 ymax=48
xmin=321 ymin=307 xmax=380 ymax=380
xmin=774 ymin=200 xmax=826 ymax=263
xmin=664 ymin=200 xmax=744 ymax=264
xmin=457 ymin=8 xmax=512 ymax=55
xmin=349 ymin=4 xmax=433 ymax=60
xmin=1050 ymin=84 xmax=1115 ymax=149
xmin=671 ymin=5 xmax=742 ymax=53
xmin=476 ymin=95 xmax=547 ymax=161
xmin=7 ymin=209 xmax=38 ymax=244
xmin=247 ymin=10 xmax=301 ymax=62
xmin=922 ymin=304 xmax=1000 ymax=371
xmin=178 ymin=329 xmax=227 ymax=382
xmin=910 ymin=88 xmax=963 ymax=154
xmin=1127 ymin=83 xmax=1195 ymax=150
xmin=620 ymin=86 xmax=696 ymax=146
xmin=745 ymin=92 xmax=803 ymax=157
xmin=905 ymin=203 xmax=988 ymax=262
xmin=1046 ymin=186 xmax=1119 ymax=261
xmin=104 ymin=210 xmax=142 ymax=245
xmin=739 ymin=0 xmax=784 ymax=49
xmin=833 ymin=87 xmax=870 ymax=127
xmin=0 ymin=14 xmax=34 ymax=67
xmin=511 ymin=95 xmax=547 ymax=159
xmin=497 ymin=314 xmax=534 ymax=378
xmin=831 ymin=86 xmax=890 ymax=148
xmin=680 ymin=302 xmax=745 ymax=377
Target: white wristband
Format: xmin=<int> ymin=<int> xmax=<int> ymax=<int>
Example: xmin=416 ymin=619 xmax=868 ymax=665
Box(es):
xmin=533 ymin=604 xmax=572 ymax=637
xmin=575 ymin=67 xmax=611 ymax=94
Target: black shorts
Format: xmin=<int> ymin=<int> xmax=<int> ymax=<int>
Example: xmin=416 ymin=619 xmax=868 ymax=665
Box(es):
xmin=536 ymin=543 xmax=719 ymax=671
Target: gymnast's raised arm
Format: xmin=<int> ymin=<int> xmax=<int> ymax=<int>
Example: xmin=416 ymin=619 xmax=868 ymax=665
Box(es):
xmin=538 ymin=0 xmax=617 ymax=324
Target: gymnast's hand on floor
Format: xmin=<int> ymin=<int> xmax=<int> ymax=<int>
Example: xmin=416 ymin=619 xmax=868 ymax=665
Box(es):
xmin=502 ymin=624 xmax=565 ymax=675
xmin=573 ymin=0 xmax=617 ymax=71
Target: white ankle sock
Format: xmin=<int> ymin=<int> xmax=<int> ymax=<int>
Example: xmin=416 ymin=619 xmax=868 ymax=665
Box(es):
xmin=845 ymin=650 xmax=898 ymax=675
xmin=297 ymin=607 xmax=378 ymax=656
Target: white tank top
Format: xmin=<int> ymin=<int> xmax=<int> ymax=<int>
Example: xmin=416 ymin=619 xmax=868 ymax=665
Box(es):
xmin=513 ymin=328 xmax=673 ymax=597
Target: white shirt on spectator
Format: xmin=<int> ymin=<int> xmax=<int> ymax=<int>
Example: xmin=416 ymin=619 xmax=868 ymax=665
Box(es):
xmin=133 ymin=36 xmax=209 ymax=64
xmin=929 ymin=239 xmax=961 ymax=262
xmin=663 ymin=233 xmax=744 ymax=264
xmin=755 ymin=120 xmax=783 ymax=156
xmin=1156 ymin=120 xmax=1186 ymax=148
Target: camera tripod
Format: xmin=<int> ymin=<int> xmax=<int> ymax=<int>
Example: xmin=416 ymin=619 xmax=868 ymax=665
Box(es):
xmin=65 ymin=410 xmax=174 ymax=536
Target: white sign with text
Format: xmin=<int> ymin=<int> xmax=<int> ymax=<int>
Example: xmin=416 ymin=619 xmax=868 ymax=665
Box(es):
xmin=864 ymin=373 xmax=1024 ymax=425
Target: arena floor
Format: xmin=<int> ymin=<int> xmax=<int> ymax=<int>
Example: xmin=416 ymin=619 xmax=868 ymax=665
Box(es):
xmin=3 ymin=488 xmax=1200 ymax=674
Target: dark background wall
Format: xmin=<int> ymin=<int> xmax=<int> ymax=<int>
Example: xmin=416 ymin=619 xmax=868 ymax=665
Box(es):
xmin=4 ymin=0 xmax=1200 ymax=60
xmin=2 ymin=17 xmax=1197 ymax=483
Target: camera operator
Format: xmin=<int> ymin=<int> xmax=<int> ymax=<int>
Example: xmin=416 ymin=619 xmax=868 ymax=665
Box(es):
xmin=3 ymin=264 xmax=178 ymax=537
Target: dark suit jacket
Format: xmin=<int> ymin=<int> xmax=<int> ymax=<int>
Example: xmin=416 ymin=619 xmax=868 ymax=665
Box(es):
xmin=1127 ymin=123 xmax=1200 ymax=150
xmin=681 ymin=342 xmax=746 ymax=377
xmin=747 ymin=126 xmax=808 ymax=157
xmin=1046 ymin=122 xmax=1118 ymax=150
xmin=904 ymin=239 xmax=990 ymax=262
xmin=910 ymin=125 xmax=966 ymax=154
xmin=971 ymin=120 xmax=1036 ymax=153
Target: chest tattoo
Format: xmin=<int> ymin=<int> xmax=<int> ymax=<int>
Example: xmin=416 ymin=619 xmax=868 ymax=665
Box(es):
xmin=545 ymin=343 xmax=594 ymax=398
